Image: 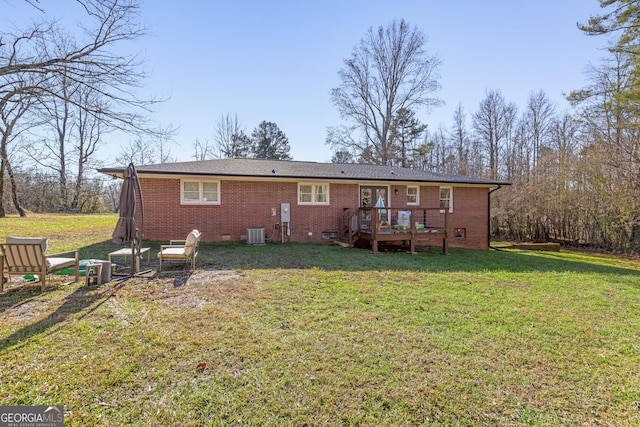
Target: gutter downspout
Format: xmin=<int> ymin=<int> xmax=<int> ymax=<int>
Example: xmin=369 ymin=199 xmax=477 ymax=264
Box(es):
xmin=488 ymin=185 xmax=503 ymax=250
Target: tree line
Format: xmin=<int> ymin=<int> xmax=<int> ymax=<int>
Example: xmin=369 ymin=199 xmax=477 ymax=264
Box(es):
xmin=323 ymin=11 xmax=640 ymax=252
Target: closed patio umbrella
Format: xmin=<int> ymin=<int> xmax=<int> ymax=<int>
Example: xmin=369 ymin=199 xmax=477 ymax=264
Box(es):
xmin=375 ymin=194 xmax=388 ymax=225
xmin=112 ymin=163 xmax=144 ymax=274
xmin=375 ymin=195 xmax=386 ymax=213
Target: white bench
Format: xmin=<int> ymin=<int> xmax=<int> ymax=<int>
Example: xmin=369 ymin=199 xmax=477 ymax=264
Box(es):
xmin=108 ymin=247 xmax=150 ymax=273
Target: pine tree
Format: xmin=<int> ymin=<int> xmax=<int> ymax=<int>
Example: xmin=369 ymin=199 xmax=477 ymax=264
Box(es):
xmin=250 ymin=121 xmax=292 ymax=160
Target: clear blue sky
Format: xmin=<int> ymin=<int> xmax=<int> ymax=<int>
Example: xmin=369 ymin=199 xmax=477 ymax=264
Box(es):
xmin=6 ymin=0 xmax=611 ymax=164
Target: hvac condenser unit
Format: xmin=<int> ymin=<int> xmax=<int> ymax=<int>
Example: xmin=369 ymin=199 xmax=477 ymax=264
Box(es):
xmin=246 ymin=228 xmax=265 ymax=245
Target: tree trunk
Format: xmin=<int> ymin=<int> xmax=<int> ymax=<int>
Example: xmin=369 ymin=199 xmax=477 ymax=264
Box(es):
xmin=5 ymin=158 xmax=26 ymax=217
xmin=0 ymin=157 xmax=6 ymax=218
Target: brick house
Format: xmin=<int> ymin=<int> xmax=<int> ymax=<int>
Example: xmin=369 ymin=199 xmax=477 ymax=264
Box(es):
xmin=98 ymin=158 xmax=508 ymax=251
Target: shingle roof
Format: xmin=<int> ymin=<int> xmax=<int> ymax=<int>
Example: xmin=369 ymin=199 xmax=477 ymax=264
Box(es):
xmin=98 ymin=158 xmax=510 ymax=186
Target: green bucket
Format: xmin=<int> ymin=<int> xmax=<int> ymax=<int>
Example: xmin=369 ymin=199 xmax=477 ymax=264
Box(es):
xmin=56 ymin=259 xmax=110 ymax=275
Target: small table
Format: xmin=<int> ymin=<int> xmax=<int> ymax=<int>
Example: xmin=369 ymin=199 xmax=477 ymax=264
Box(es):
xmin=86 ymin=263 xmax=103 ymax=286
xmin=108 ymin=247 xmax=151 ymax=273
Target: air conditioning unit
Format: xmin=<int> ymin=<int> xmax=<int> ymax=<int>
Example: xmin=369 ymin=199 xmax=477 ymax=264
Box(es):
xmin=246 ymin=228 xmax=265 ymax=245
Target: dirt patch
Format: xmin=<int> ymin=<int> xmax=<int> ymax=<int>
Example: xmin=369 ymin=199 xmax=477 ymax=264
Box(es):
xmin=118 ymin=268 xmax=254 ymax=309
xmin=2 ymin=300 xmax=49 ymax=323
xmin=185 ymin=268 xmax=243 ymax=287
xmin=1 ymin=268 xmax=255 ymax=327
xmin=155 ymin=269 xmax=247 ymax=308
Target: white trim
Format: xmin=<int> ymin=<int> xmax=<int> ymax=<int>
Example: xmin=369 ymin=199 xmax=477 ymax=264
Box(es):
xmin=181 ymin=179 xmax=220 ymax=205
xmin=439 ymin=186 xmax=453 ymax=213
xmin=406 ymin=185 xmax=419 ymax=205
xmin=298 ymin=182 xmax=330 ymax=205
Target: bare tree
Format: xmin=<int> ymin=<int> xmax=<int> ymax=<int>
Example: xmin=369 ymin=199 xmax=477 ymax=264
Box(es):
xmin=449 ymin=103 xmax=471 ymax=176
xmin=0 ymin=0 xmax=165 ymax=213
xmin=508 ymin=116 xmax=534 ymax=183
xmin=193 ymin=138 xmax=214 ymax=161
xmin=103 ymin=179 xmax=121 ymax=212
xmin=1 ymin=1 xmax=160 ymax=127
xmin=21 ymin=75 xmax=110 ymax=212
xmin=112 ymin=124 xmax=177 ymax=166
xmin=472 ymin=90 xmax=517 ymax=180
xmin=26 ymin=72 xmax=76 ymax=211
xmin=214 ymin=113 xmax=248 ymax=158
xmin=154 ymin=124 xmax=179 ymax=164
xmin=525 ymin=90 xmax=556 ymax=170
xmin=329 ymin=18 xmax=442 ymax=165
xmin=114 ymin=138 xmax=156 ymax=166
xmin=326 ymin=125 xmax=362 ymax=162
xmin=423 ymin=126 xmax=455 ymax=174
xmin=0 ymin=80 xmax=42 ymax=217
xmin=72 ymin=87 xmax=105 ymax=211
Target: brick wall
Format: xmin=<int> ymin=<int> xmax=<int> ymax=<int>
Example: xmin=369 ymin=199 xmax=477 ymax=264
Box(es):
xmin=388 ymin=184 xmax=490 ymax=249
xmin=138 ymin=178 xmax=491 ymax=249
xmin=447 ymin=186 xmax=490 ymax=249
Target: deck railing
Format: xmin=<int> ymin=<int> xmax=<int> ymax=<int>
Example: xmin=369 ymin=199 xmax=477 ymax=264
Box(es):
xmin=358 ymin=207 xmax=447 ymax=236
xmin=340 ymin=207 xmax=449 ymax=253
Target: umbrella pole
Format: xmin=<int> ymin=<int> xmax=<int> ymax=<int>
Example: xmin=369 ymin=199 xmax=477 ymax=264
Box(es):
xmin=130 ymin=240 xmax=135 ymax=274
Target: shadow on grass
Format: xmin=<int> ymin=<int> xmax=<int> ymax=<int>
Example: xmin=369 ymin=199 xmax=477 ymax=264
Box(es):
xmin=70 ymin=239 xmax=640 ymax=279
xmin=0 ymin=280 xmax=126 ymax=352
xmin=0 ymin=239 xmax=164 ymax=324
xmin=193 ymin=241 xmax=640 ymax=279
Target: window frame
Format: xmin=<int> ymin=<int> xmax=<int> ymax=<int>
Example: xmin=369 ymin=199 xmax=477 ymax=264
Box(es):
xmin=439 ymin=186 xmax=453 ymax=213
xmin=298 ymin=182 xmax=330 ymax=205
xmin=406 ymin=185 xmax=419 ymax=205
xmin=180 ymin=179 xmax=220 ymax=205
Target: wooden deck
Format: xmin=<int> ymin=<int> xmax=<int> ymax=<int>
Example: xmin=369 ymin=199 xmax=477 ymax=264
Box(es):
xmin=339 ymin=207 xmax=448 ymax=254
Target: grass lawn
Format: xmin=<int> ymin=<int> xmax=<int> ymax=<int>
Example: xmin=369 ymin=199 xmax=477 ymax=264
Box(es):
xmin=1 ymin=214 xmax=639 ymax=425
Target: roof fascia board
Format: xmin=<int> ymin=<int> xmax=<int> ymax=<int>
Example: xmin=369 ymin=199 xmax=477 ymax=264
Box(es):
xmin=127 ymin=172 xmax=503 ymax=188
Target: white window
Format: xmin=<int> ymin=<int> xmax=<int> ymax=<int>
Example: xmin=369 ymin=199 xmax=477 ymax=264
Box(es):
xmin=181 ymin=180 xmax=220 ymax=204
xmin=407 ymin=186 xmax=419 ymax=205
xmin=439 ymin=186 xmax=453 ymax=212
xmin=298 ymin=183 xmax=329 ymax=205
